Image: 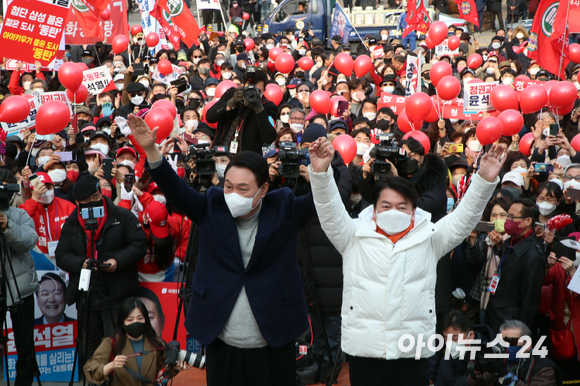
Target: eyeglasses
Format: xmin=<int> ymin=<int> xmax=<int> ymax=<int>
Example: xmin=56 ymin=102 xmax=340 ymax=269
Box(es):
xmin=299 ymin=90 xmax=309 ymax=94
xmin=564 ymin=175 xmax=580 ymax=181
xmin=280 ymin=112 xmax=289 ymax=116
xmin=536 ymin=197 xmax=558 ymax=205
xmin=504 ymin=337 xmax=521 ymax=346
xmin=490 ymin=212 xmax=508 ymax=220
xmin=507 ymin=214 xmax=526 ymax=220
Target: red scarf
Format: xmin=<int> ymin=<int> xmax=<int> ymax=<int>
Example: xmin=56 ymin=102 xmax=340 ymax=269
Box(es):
xmin=77 ymin=201 xmax=108 ymax=260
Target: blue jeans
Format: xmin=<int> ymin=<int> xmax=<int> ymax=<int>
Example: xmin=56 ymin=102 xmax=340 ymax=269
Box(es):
xmin=311 ymin=311 xmax=341 ymax=365
xmin=402 ymin=36 xmax=416 ymax=51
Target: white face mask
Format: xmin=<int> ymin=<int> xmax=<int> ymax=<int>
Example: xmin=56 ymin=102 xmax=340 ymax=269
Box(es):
xmin=482 ymin=54 xmax=488 ymax=61
xmin=382 ymin=86 xmax=395 ymax=94
xmin=216 ymin=163 xmax=227 ymax=179
xmin=491 ymin=42 xmax=501 ymax=50
xmin=207 ymin=87 xmax=216 ymax=97
xmin=224 ymin=186 xmax=262 ymax=218
xmin=239 ymin=63 xmax=246 ymax=69
xmin=118 ymin=159 xmax=136 ymax=170
xmin=23 ymin=81 xmax=32 ymax=90
xmin=48 ymin=169 xmax=67 ymax=184
xmin=290 ymin=123 xmax=304 ymax=133
xmin=502 ymin=78 xmax=514 ymax=85
xmin=185 ymin=120 xmax=199 ymax=129
xmin=557 ymin=155 xmax=572 ymax=168
xmin=299 ymin=48 xmax=307 ymax=56
xmin=289 ymin=89 xmax=297 ymax=98
xmin=131 ymin=95 xmax=144 ymax=105
xmin=222 ymin=72 xmax=232 ymax=79
xmin=486 ymin=67 xmax=495 ymax=74
xmin=39 ymin=189 xmax=55 ymax=205
xmin=467 ymin=140 xmax=482 ymax=152
xmin=138 ymin=39 xmax=146 ymax=46
xmin=37 ymin=156 xmax=50 ymax=167
xmin=446 ymin=332 xmax=472 ymax=359
xmin=216 ymin=59 xmax=225 ymax=67
xmin=193 ymin=58 xmax=201 ymax=65
xmin=381 ymin=34 xmax=389 ymax=41
xmin=529 ymin=68 xmax=540 ymax=76
xmin=516 ymin=32 xmax=524 ymax=40
xmin=280 ymin=114 xmax=290 ymax=123
xmin=450 ymin=118 xmax=459 ymax=124
xmin=91 ymin=143 xmax=109 ymax=155
xmin=564 ymin=180 xmax=580 ymax=191
xmin=351 ymin=92 xmax=361 ymax=102
xmin=537 ymin=201 xmax=557 ymax=216
xmin=116 ymin=83 xmax=124 ymax=91
xmin=363 ymin=112 xmax=376 ymax=121
xmin=276 ymin=77 xmax=285 ymax=86
xmin=356 ymin=143 xmax=369 ymax=156
xmin=266 ymin=44 xmax=274 ymax=50
xmin=153 ymin=194 xmax=166 ymax=205
xmin=139 ymin=80 xmax=150 ymax=89
xmin=375 ymin=209 xmax=412 ymax=235
xmin=574 ymin=82 xmax=580 ymax=91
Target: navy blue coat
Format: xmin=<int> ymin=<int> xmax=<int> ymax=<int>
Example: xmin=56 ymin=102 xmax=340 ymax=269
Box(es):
xmin=147 ymin=158 xmax=315 ymax=348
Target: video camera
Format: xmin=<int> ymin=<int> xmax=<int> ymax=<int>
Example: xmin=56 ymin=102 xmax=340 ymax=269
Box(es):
xmin=368 ymin=133 xmax=407 ymax=179
xmin=278 ymin=141 xmax=309 ymax=179
xmin=164 ymin=340 xmax=206 ymax=369
xmin=0 ymin=184 xmax=20 ymax=211
xmin=467 ymin=343 xmax=510 ymax=378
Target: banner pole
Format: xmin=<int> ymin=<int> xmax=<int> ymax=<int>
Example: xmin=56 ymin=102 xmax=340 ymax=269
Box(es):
xmin=556 ymin=0 xmax=572 ymax=80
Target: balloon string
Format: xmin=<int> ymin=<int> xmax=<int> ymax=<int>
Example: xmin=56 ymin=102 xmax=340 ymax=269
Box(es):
xmin=434 ymin=89 xmax=442 ymax=120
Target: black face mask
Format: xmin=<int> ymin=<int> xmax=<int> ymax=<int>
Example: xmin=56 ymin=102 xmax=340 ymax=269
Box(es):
xmin=175 ymin=99 xmax=184 ymax=109
xmin=169 ymin=56 xmax=177 ymax=64
xmin=77 ymin=119 xmax=89 ymax=130
xmin=189 ymin=99 xmax=201 ymax=110
xmin=377 ymin=119 xmax=391 ymax=131
xmin=124 ymin=321 xmax=146 ymax=339
xmin=236 ymin=47 xmax=244 ymax=53
xmin=295 ymin=71 xmax=305 ymax=79
xmin=397 ymin=157 xmax=420 ymax=177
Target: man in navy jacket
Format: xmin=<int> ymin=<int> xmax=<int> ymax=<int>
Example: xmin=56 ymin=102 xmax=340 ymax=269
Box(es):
xmin=127 ymin=114 xmax=314 ymax=386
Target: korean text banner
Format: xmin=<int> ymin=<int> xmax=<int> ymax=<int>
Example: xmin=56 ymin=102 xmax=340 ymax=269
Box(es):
xmin=0 ymin=0 xmax=71 ymax=66
xmin=82 ymin=65 xmax=115 ymax=95
xmin=1 ymin=95 xmax=41 ymax=135
xmin=329 ymin=3 xmax=353 ymax=44
xmin=463 ymin=81 xmax=498 ymax=114
xmin=65 ymin=0 xmax=128 ymax=44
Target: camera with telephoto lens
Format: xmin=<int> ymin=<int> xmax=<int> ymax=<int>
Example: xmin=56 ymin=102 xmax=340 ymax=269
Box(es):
xmin=369 ymin=133 xmax=407 ymax=179
xmin=0 ymin=184 xmax=20 ymax=211
xmin=467 ymin=343 xmax=510 ymax=378
xmin=243 ymin=85 xmax=261 ymax=104
xmin=278 ymin=141 xmax=309 ymax=179
xmin=186 ymin=144 xmax=216 ymax=176
xmin=164 ymin=340 xmax=206 ymax=369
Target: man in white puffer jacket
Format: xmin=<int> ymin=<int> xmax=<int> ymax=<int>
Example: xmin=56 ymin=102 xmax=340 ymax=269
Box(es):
xmin=308 ymin=138 xmax=507 ymax=386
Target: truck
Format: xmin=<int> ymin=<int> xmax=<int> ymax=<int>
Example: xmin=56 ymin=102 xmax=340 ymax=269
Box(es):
xmin=261 ymin=0 xmax=468 ymax=43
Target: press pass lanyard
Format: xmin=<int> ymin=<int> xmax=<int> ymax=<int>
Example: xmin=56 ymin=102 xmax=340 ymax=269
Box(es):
xmin=488 ymin=246 xmax=512 ymax=295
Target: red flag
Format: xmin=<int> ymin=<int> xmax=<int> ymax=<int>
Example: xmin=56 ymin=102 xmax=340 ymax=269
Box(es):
xmin=551 ymin=0 xmax=571 ymax=59
xmin=86 ymin=0 xmax=110 ymax=16
xmin=158 ymin=0 xmax=200 ymax=48
xmin=528 ymin=0 xmax=568 ymax=79
xmin=151 ymin=5 xmax=181 ymax=48
xmin=455 ymin=0 xmax=479 ymax=27
xmin=69 ymin=0 xmax=103 ymax=38
xmin=403 ymin=4 xmax=431 ymax=38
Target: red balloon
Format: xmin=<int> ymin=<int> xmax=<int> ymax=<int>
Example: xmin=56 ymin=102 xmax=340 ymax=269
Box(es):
xmin=519 ymin=85 xmax=548 ymax=114
xmin=100 ymin=7 xmax=111 ymax=20
xmin=58 ymin=62 xmax=83 ymax=92
xmin=403 ymin=130 xmax=430 ymax=154
xmin=264 ymin=83 xmax=283 ymax=106
xmin=152 ymin=99 xmax=177 ymax=119
xmin=298 ymin=57 xmax=314 ymax=71
xmin=0 ymin=96 xmax=31 ymax=123
xmin=215 ymin=80 xmax=237 ymax=99
xmin=36 ymin=101 xmax=70 ymax=135
xmin=437 ymin=76 xmax=461 ymax=100
xmin=551 ymin=103 xmax=575 ymax=116
xmin=430 ymin=61 xmax=453 ymax=87
xmin=425 ymin=35 xmax=436 ymax=50
xmin=145 ymin=108 xmax=174 ymax=144
xmin=275 ymin=53 xmax=295 ymax=74
xmin=158 ymin=59 xmax=173 ymax=75
xmin=448 ymin=35 xmax=460 ymax=51
xmin=66 ymin=84 xmax=89 ymax=104
xmin=424 ymin=102 xmax=440 ymax=123
xmin=397 ymin=110 xmax=423 ymax=133
xmin=354 ymin=55 xmax=373 ymax=78
xmin=310 ymin=90 xmax=331 ymax=114
xmin=269 ymin=47 xmax=283 ymax=61
xmin=497 ymin=109 xmax=524 ymax=136
xmin=131 ymin=24 xmax=142 ymax=35
xmin=332 ymin=134 xmax=357 ymax=164
xmin=467 ymin=54 xmax=483 ymax=69
xmin=75 ymin=62 xmax=89 ymax=72
xmin=242 ymin=12 xmax=250 ymax=20
xmin=146 ymin=32 xmax=159 ymax=47
xmin=543 ymin=80 xmax=559 ymax=104
xmin=513 ymin=46 xmax=523 ymax=54
xmin=330 ymin=96 xmax=348 ymax=117
xmin=570 ymin=43 xmax=580 ymax=63
xmin=571 ymin=134 xmax=580 ymax=152
xmin=549 ymin=82 xmax=577 ymax=108
xmin=490 ymin=85 xmax=519 ymax=111
xmin=112 ymin=34 xmax=129 ymax=54
xmin=519 ymin=132 xmax=535 ymax=156
xmin=405 ymin=92 xmax=432 ymax=122
xmin=476 ymin=117 xmax=503 ymax=145
xmin=515 ymin=75 xmax=530 ymax=82
xmin=428 ymin=21 xmax=448 ymax=46
xmin=335 ymin=53 xmax=353 ymax=76
xmin=244 ymin=37 xmax=254 ymax=51
xmin=202 ymin=100 xmax=218 ymax=129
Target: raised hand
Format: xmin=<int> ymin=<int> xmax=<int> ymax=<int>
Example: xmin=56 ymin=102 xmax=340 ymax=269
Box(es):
xmin=127 ymin=114 xmax=159 ymax=154
xmin=478 ymin=144 xmax=506 ymax=183
xmin=309 ymin=137 xmax=335 ymax=173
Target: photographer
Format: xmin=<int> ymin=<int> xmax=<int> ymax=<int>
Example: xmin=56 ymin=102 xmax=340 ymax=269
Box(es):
xmin=84 ymin=298 xmax=187 ymax=386
xmin=55 ymin=175 xmax=147 ymax=363
xmin=206 ymin=68 xmax=277 ymax=155
xmin=467 ymin=320 xmax=560 ymax=386
xmin=0 ymin=169 xmax=39 ymax=386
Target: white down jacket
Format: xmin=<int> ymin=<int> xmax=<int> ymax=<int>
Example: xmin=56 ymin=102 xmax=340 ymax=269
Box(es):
xmin=309 ymin=166 xmax=498 ymax=360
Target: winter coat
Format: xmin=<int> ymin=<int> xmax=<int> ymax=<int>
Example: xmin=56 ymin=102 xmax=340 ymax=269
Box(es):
xmin=309 ymin=166 xmax=499 ymax=360
xmin=1 ymin=207 xmax=38 ymax=307
xmin=487 ymin=0 xmax=502 ymax=12
xmin=55 ymin=196 xmax=148 ymax=305
xmin=9 ymin=70 xmax=46 ymax=96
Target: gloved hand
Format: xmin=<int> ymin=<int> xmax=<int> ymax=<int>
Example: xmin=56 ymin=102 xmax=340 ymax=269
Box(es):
xmin=120 ymin=184 xmax=134 ymax=201
xmin=168 ymin=154 xmax=178 ymax=173
xmin=244 ymin=95 xmax=264 ymax=114
xmin=227 ymin=87 xmax=245 ymax=110
xmin=74 ymin=149 xmax=88 ymax=173
xmin=115 ymin=116 xmax=132 ymax=137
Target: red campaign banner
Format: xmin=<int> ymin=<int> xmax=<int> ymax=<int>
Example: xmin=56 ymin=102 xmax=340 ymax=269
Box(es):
xmin=513 ymin=79 xmax=546 ymax=94
xmin=6 ymin=322 xmax=77 ymax=354
xmin=0 ymin=0 xmax=71 ymax=66
xmin=65 ymin=0 xmax=128 ymax=44
xmin=455 ymin=0 xmax=479 ymax=28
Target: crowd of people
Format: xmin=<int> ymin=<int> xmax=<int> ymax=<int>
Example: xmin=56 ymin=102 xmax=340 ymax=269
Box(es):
xmin=1 ymin=8 xmax=580 ymax=386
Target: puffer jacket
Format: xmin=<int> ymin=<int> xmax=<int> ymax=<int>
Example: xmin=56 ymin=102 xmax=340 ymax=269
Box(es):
xmin=309 ymin=166 xmax=498 ymax=359
xmin=1 ymin=207 xmax=39 ymax=307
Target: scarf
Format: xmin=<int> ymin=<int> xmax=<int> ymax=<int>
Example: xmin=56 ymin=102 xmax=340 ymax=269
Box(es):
xmin=77 ymin=200 xmax=108 ymax=260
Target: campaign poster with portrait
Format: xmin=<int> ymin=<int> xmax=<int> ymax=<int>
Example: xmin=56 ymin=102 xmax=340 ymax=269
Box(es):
xmin=3 ymin=270 xmax=78 ymax=382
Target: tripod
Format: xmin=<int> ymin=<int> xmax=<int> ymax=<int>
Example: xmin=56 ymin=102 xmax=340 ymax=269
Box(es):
xmin=0 ymin=228 xmax=42 ymax=386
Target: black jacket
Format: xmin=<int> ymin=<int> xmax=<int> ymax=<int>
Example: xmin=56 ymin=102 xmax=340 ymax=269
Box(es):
xmin=484 ymin=232 xmax=546 ymax=334
xmin=206 ymin=86 xmax=278 ymax=155
xmin=55 ymin=197 xmax=147 ymax=305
